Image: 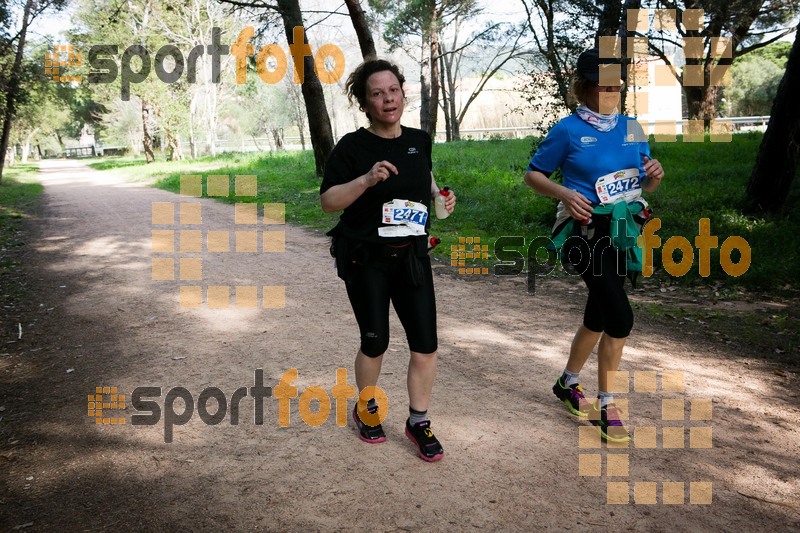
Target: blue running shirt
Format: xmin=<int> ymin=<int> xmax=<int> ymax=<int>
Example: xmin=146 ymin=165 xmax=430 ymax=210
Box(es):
xmin=528 ymin=114 xmax=650 ymax=205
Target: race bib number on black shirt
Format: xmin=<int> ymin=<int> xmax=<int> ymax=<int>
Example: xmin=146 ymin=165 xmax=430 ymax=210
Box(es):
xmin=321 ymin=126 xmax=433 ymax=243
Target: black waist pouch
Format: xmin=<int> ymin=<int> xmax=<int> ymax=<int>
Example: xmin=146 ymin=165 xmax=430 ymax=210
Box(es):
xmin=329 ymin=235 xmax=346 ymax=281
xmin=331 ymin=236 xmax=424 ymax=287
xmin=404 ymin=251 xmax=425 ymax=287
xmin=330 ymin=235 xmax=368 ymax=284
xmin=384 ymin=240 xmax=424 ymax=288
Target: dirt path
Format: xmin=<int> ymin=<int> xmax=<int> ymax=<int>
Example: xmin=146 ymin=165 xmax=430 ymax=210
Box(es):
xmin=1 ymin=159 xmax=798 ymax=531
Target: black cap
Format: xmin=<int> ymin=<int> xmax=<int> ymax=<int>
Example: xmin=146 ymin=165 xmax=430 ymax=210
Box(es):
xmin=576 ymin=48 xmax=625 ymax=83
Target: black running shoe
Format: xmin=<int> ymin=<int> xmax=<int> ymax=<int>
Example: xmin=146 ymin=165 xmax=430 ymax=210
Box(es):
xmin=552 ymin=375 xmax=589 ymax=417
xmin=352 ymin=405 xmax=386 ymax=444
xmin=588 ymin=402 xmax=630 ymax=443
xmin=405 ymin=419 xmax=444 ymax=462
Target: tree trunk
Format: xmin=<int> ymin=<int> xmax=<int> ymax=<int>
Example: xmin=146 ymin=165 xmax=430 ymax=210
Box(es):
xmin=438 ymin=47 xmax=451 ymax=142
xmin=21 ymin=128 xmax=38 ymax=163
xmin=344 ymin=0 xmax=377 ymax=59
xmin=207 ymin=88 xmax=218 ymax=157
xmin=685 ymin=6 xmax=727 ymax=127
xmin=327 ymin=84 xmax=338 ymax=141
xmin=595 ymin=0 xmax=622 ymax=43
xmin=141 ymin=100 xmax=156 ymax=163
xmin=420 ymin=64 xmax=431 ymax=133
xmin=418 ymin=1 xmax=440 ymax=137
xmin=425 ymin=7 xmax=440 ymax=138
xmin=745 ymin=24 xmax=800 ymax=215
xmin=54 ymin=131 xmax=65 ymax=154
xmin=171 ymin=136 xmax=181 ymax=160
xmin=680 ymin=3 xmax=705 ymax=123
xmin=189 ymin=133 xmax=197 ymax=159
xmin=297 ymin=114 xmax=306 ymax=150
xmin=438 ymin=36 xmax=460 ymax=142
xmin=189 ymin=97 xmax=198 ymax=159
xmin=0 ymin=0 xmax=34 ymax=183
xmin=682 ymin=57 xmax=724 ymax=128
xmin=446 ymin=54 xmax=459 ymax=141
xmin=530 ymin=0 xmax=571 ymax=111
xmin=618 ymin=0 xmax=641 ymax=112
xmin=287 ymin=82 xmax=307 ymax=149
xmin=277 ymin=0 xmax=334 ymax=176
xmin=165 ymin=129 xmax=183 ymax=161
xmin=21 ymin=144 xmax=29 ymax=164
xmin=272 ymin=128 xmax=285 ymax=150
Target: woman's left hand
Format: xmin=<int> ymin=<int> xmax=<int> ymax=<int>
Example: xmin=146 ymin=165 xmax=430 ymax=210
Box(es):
xmin=444 ymin=189 xmax=456 ymax=214
xmin=644 ymin=156 xmax=664 ymax=182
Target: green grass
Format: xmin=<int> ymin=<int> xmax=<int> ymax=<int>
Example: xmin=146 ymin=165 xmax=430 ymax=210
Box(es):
xmin=97 ymin=133 xmax=799 ymax=291
xmin=87 ymin=156 xmax=150 ymax=171
xmin=0 ymin=164 xmax=42 ymax=223
xmin=148 ymin=151 xmax=340 ymax=229
xmin=1 ymin=164 xmax=43 ymax=308
xmin=86 ymin=152 xmax=255 ymax=181
xmin=646 ymin=133 xmax=800 ymax=288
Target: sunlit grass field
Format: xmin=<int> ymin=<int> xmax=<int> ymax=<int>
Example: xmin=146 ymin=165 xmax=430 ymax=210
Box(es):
xmin=89 ymin=132 xmax=800 ymax=290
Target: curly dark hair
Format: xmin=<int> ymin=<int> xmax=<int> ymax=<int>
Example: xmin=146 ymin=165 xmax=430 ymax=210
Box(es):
xmin=345 ymin=58 xmax=406 ymax=121
xmin=569 ymin=73 xmax=595 ymax=107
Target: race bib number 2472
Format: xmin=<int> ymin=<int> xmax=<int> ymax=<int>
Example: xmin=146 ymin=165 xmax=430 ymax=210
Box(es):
xmin=594 ymin=168 xmax=642 ymax=204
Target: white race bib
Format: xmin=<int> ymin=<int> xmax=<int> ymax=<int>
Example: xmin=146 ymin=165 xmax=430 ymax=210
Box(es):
xmin=594 ymin=168 xmax=642 ymax=205
xmin=378 ymin=199 xmax=428 ymax=237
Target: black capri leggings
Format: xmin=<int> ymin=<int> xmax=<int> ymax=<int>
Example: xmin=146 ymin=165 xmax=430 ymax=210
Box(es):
xmin=345 ymin=253 xmax=438 ymax=357
xmin=563 ymin=222 xmax=634 ymax=338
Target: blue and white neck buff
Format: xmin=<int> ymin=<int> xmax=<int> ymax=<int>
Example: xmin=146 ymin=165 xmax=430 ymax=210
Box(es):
xmin=576 ymin=105 xmax=619 ymax=133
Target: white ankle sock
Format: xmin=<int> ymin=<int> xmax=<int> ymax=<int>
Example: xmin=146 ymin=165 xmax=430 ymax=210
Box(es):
xmin=563 ymin=369 xmax=580 ymax=387
xmin=598 ymin=391 xmax=614 ymax=408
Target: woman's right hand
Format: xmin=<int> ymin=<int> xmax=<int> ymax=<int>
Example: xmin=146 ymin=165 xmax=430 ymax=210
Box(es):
xmin=321 ymin=160 xmax=400 ymax=213
xmin=524 ymin=171 xmax=593 ymax=221
xmin=362 ymin=161 xmax=398 ymax=187
xmin=559 ymin=187 xmax=594 ymax=221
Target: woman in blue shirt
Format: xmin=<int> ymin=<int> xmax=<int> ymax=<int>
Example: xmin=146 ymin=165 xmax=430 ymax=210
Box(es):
xmin=524 ymin=48 xmax=664 ymax=442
